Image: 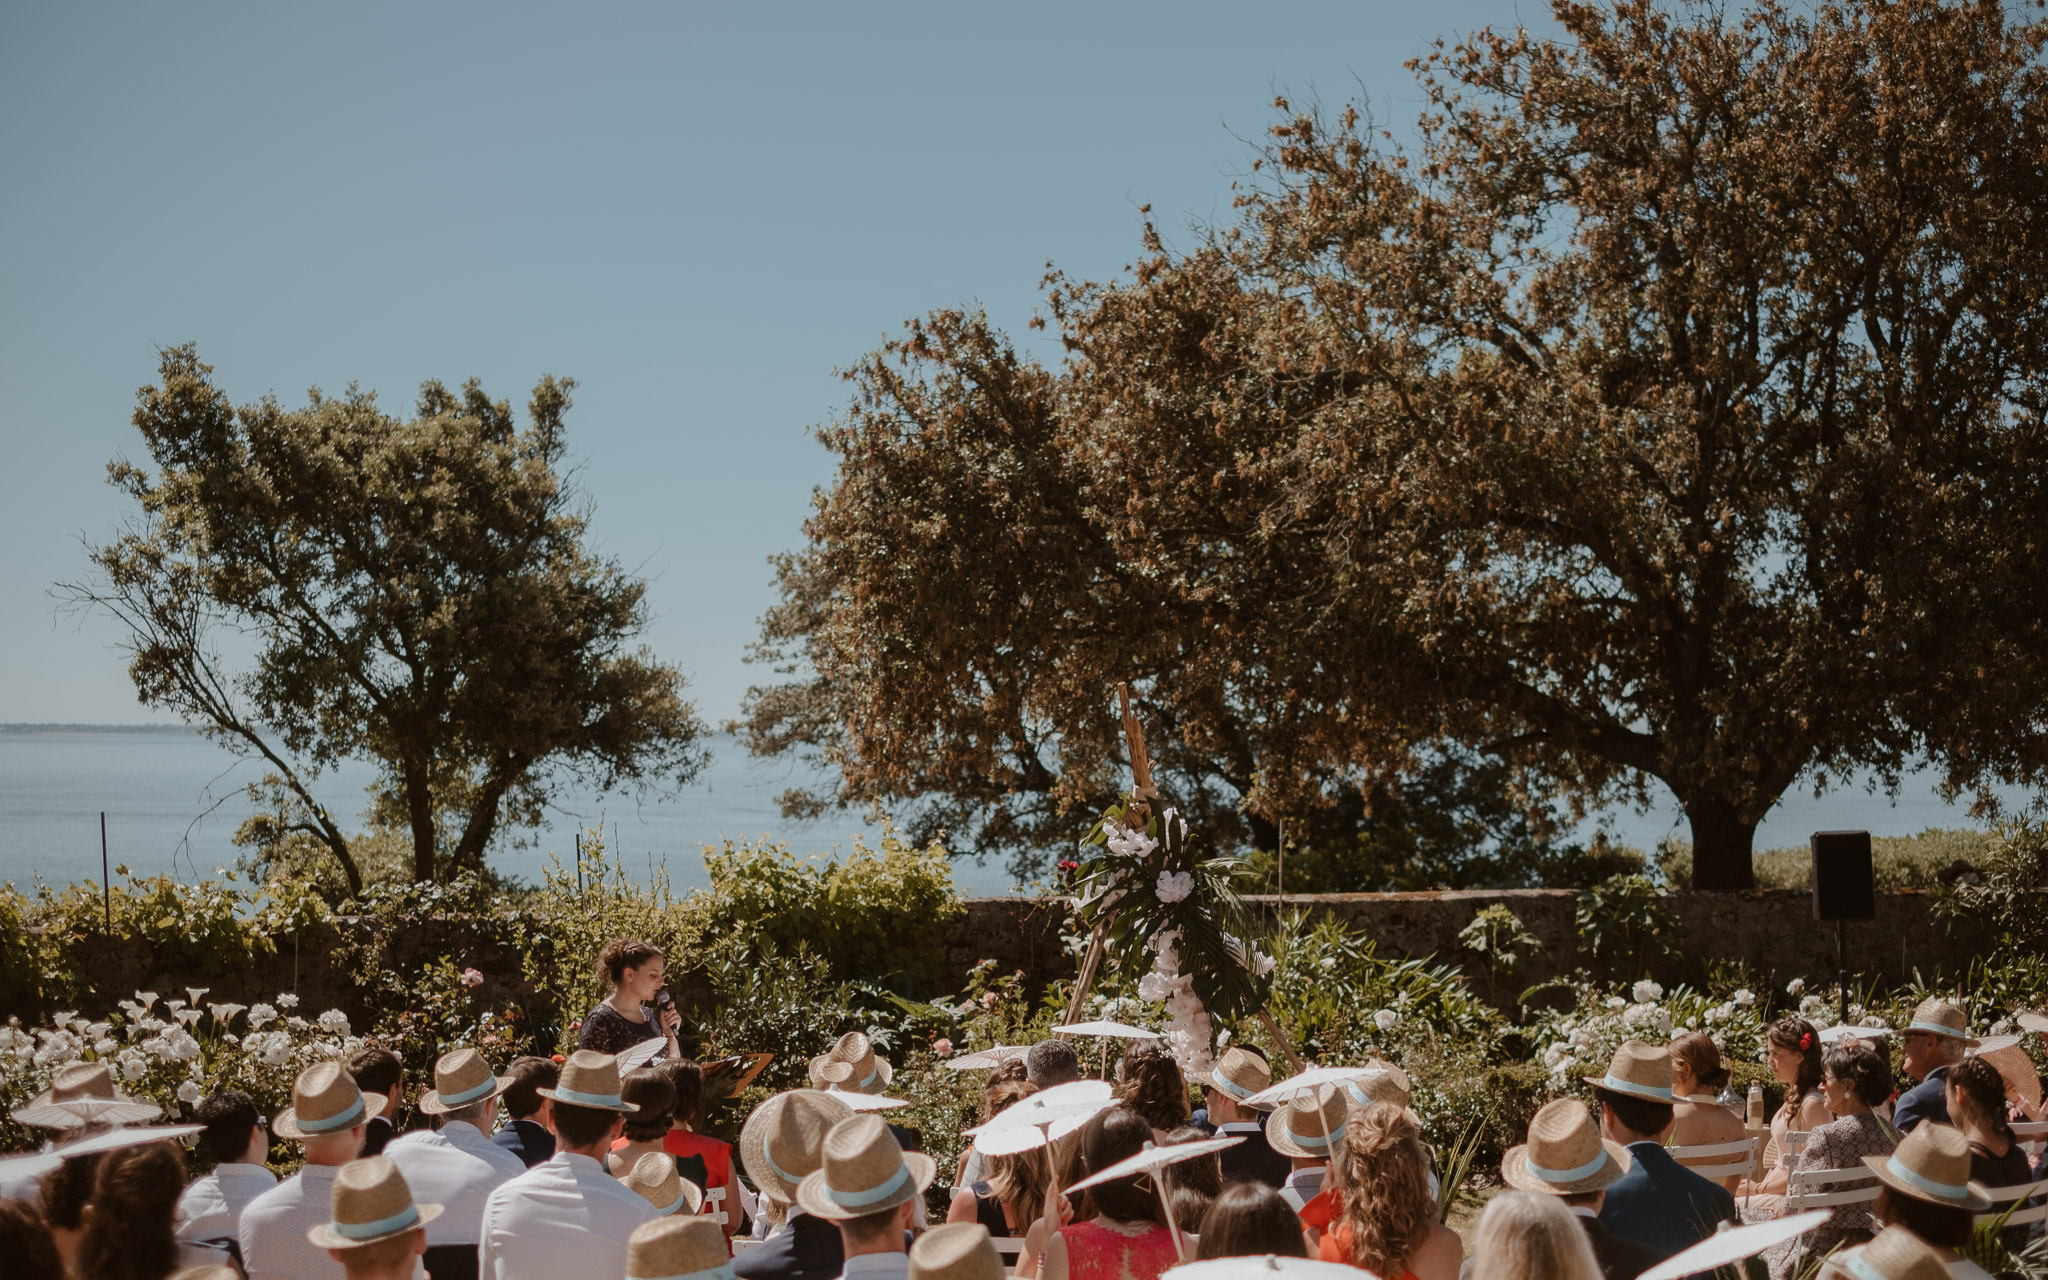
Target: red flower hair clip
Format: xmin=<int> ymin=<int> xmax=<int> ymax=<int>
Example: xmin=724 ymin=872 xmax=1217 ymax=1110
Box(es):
xmin=1799 ymin=1032 xmax=1813 ymax=1051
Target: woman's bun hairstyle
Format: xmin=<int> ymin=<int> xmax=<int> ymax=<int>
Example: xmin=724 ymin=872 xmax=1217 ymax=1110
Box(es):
xmin=596 ymin=938 xmax=664 ymax=987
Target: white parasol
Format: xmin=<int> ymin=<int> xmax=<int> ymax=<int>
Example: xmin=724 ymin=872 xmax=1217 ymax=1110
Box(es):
xmin=615 ymin=1036 xmax=669 ymax=1073
xmin=1055 ymin=1021 xmax=1160 ymax=1039
xmin=1970 ymin=1034 xmax=2023 ymax=1055
xmin=1164 ymin=1259 xmax=1376 ymax=1280
xmin=1817 ymin=1024 xmax=1896 ymax=1046
xmin=11 ymin=1096 xmax=164 ymax=1129
xmin=51 ymin=1123 xmax=206 ymax=1158
xmin=0 ymin=1151 xmax=63 ymax=1183
xmin=826 ymin=1091 xmax=910 ymax=1112
xmin=967 ymin=1080 xmax=1117 ymax=1154
xmin=943 ymin=1045 xmax=1032 ymax=1071
xmin=1636 ymin=1210 xmax=1830 ymax=1280
xmin=1240 ymin=1066 xmax=1378 ymax=1110
xmin=1065 ymin=1137 xmax=1243 ymax=1264
xmin=2018 ymin=1012 xmax=2048 ymax=1035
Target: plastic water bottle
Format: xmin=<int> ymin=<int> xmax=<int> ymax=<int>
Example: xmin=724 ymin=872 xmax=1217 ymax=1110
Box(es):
xmin=1747 ymin=1082 xmax=1765 ymax=1127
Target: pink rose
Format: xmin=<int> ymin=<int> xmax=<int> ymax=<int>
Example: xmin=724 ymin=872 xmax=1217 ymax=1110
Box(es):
xmin=979 ymin=991 xmax=999 ymax=1008
xmin=460 ymin=967 xmax=485 ymax=988
xmin=933 ymin=1038 xmax=953 ymax=1058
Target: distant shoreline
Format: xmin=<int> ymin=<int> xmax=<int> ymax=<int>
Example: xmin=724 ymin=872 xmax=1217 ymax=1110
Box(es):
xmin=0 ymin=723 xmax=203 ymax=734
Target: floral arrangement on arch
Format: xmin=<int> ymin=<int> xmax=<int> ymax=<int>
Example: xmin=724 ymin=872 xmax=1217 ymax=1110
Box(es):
xmin=1068 ymin=688 xmax=1274 ymax=1077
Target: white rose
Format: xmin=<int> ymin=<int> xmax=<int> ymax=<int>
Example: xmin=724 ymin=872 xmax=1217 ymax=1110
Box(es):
xmin=1785 ymin=978 xmax=1806 ymax=997
xmin=1606 ymin=996 xmax=1627 ymax=1010
xmin=247 ymin=1004 xmax=277 ymax=1030
xmin=1732 ymin=989 xmax=1755 ymax=1007
xmin=1374 ymin=1009 xmax=1400 ymax=1031
xmin=1154 ymin=870 xmax=1195 ymax=904
xmin=276 ymin=994 xmax=300 ymax=1009
xmin=176 ymin=1080 xmax=203 ymax=1104
xmin=1632 ymin=980 xmax=1664 ymax=1004
xmin=317 ymin=1010 xmax=350 ymax=1036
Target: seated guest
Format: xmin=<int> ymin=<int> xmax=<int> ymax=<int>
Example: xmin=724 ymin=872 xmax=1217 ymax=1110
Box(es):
xmin=1194 ymin=1182 xmax=1310 ymax=1260
xmin=1894 ymin=1000 xmax=1976 ymax=1133
xmin=620 ymin=1153 xmax=704 ymax=1218
xmin=490 ymin=1057 xmax=558 ymax=1169
xmin=1192 ymin=1047 xmax=1287 ymax=1188
xmin=607 ymin=1068 xmax=678 ymax=1178
xmin=1116 ymin=1042 xmax=1191 ymax=1141
xmin=1024 ymin=1040 xmax=1081 ymax=1090
xmin=1501 ymin=1098 xmax=1667 ymax=1280
xmin=348 ymin=1049 xmax=405 ymax=1158
xmin=1946 ymin=1056 xmax=2032 ymax=1189
xmin=657 ymin=1059 xmax=739 ymax=1239
xmin=78 ymin=1139 xmax=186 ymax=1280
xmin=731 ymin=1090 xmax=856 ymax=1280
xmin=308 ymin=1156 xmax=439 ymax=1280
xmin=176 ymin=1090 xmax=277 ymax=1266
xmin=907 ymin=1222 xmax=1006 ymax=1280
xmin=37 ymin=1147 xmax=101 ymax=1271
xmin=1667 ymin=1032 xmax=1748 ymax=1189
xmin=947 ymin=1081 xmax=1044 ymax=1237
xmin=478 ymin=1051 xmax=656 ymax=1280
xmin=1341 ymin=1057 xmax=1411 ymax=1114
xmin=242 ymin=1062 xmax=387 ymax=1280
xmin=386 ymin=1048 xmax=525 ymax=1280
xmin=1193 ymin=1044 xmax=1272 ymax=1133
xmin=1589 ymin=1040 xmax=1735 ymax=1256
xmin=1823 ymin=1225 xmax=1957 ymax=1280
xmin=1864 ymin=1123 xmax=1993 ymax=1277
xmin=953 ymin=1077 xmax=1036 ymax=1198
xmin=1317 ymin=1101 xmax=1462 ymax=1280
xmin=581 ymin=938 xmax=681 ymax=1061
xmin=1471 ymin=1191 xmax=1603 ymax=1280
xmin=1759 ymin=1041 xmax=1897 ymax=1280
xmin=1745 ymin=1018 xmax=1831 ymax=1202
xmin=0 ymin=1199 xmax=64 ymax=1280
xmin=625 ymin=1216 xmax=732 ymax=1280
xmin=1040 ymin=1106 xmax=1194 ymax=1280
xmin=1264 ymin=1086 xmax=1345 ymax=1213
xmin=792 ymin=1114 xmax=936 ymax=1280
xmin=1160 ymin=1125 xmax=1222 ymax=1231
xmin=813 ymin=1034 xmax=921 ymax=1165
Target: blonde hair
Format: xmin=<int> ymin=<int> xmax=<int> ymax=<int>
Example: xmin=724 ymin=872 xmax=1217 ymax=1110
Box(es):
xmin=1473 ymin=1191 xmax=1602 ymax=1280
xmin=1330 ymin=1102 xmax=1434 ymax=1277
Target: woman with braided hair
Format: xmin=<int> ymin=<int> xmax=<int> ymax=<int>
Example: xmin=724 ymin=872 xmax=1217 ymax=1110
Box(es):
xmin=1317 ymin=1101 xmax=1462 ymax=1280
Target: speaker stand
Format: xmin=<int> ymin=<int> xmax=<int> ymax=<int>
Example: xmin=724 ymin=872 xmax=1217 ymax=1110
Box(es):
xmin=1835 ymin=919 xmax=1849 ymax=1026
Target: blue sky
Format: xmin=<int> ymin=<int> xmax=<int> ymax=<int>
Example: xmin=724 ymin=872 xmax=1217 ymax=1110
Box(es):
xmin=0 ymin=1 xmax=1547 ymax=726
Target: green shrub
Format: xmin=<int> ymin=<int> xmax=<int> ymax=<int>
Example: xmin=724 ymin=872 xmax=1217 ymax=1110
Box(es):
xmin=1575 ymin=874 xmax=1680 ymax=979
xmin=1657 ymin=827 xmax=1995 ymax=891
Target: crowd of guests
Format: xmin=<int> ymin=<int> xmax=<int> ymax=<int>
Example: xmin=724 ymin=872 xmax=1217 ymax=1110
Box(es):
xmin=1 ymin=936 xmax=2043 ymax=1280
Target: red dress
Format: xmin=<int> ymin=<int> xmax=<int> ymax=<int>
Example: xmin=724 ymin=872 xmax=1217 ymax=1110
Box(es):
xmin=1313 ymin=1215 xmax=1420 ymax=1280
xmin=1057 ymin=1221 xmax=1180 ymax=1280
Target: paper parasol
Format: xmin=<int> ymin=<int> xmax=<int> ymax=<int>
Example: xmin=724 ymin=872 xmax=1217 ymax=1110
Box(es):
xmin=1976 ymin=1039 xmax=2042 ymax=1109
xmin=825 ymin=1091 xmax=911 ymax=1112
xmin=1240 ymin=1066 xmax=1377 ymax=1110
xmin=1165 ymin=1259 xmax=1376 ymax=1280
xmin=1065 ymin=1137 xmax=1243 ymax=1264
xmin=11 ymin=1096 xmax=164 ymax=1129
xmin=943 ymin=1045 xmax=1032 ymax=1071
xmin=1817 ymin=1024 xmax=1896 ymax=1046
xmin=1635 ymin=1210 xmax=1830 ymax=1280
xmin=1055 ymin=1021 xmax=1160 ymax=1039
xmin=0 ymin=1151 xmax=63 ymax=1183
xmin=2019 ymin=1012 xmax=2048 ymax=1035
xmin=968 ymin=1079 xmax=1113 ymax=1135
xmin=1971 ymin=1034 xmax=2023 ymax=1055
xmin=973 ymin=1097 xmax=1118 ymax=1155
xmin=51 ymin=1124 xmax=205 ymax=1158
xmin=614 ymin=1036 xmax=670 ymax=1073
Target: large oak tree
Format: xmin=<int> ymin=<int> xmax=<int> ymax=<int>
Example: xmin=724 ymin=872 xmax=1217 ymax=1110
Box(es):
xmin=69 ymin=346 xmax=707 ymax=892
xmin=746 ymin=0 xmax=2048 ymax=889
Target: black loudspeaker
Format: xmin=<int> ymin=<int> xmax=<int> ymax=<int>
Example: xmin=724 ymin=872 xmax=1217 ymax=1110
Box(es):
xmin=1812 ymin=830 xmax=1876 ymax=920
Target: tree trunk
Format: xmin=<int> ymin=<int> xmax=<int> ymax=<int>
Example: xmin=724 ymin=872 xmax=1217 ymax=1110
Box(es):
xmin=1684 ymin=796 xmax=1758 ymax=890
xmin=405 ymin=761 xmax=437 ymax=883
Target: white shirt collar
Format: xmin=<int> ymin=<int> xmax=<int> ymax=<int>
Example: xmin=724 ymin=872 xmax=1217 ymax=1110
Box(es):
xmin=1217 ymin=1122 xmax=1262 ymax=1134
xmin=1570 ymin=1206 xmax=1599 ymax=1219
xmin=440 ymin=1120 xmax=486 ymax=1142
xmin=842 ymin=1253 xmax=910 ymax=1280
xmin=552 ymin=1151 xmax=606 ymax=1173
xmin=215 ymin=1162 xmax=275 ymax=1178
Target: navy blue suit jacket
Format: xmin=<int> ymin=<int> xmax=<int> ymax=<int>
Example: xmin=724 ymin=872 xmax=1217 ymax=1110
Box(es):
xmin=732 ymin=1211 xmax=844 ymax=1280
xmin=1893 ymin=1067 xmax=1951 ymax=1133
xmin=1217 ymin=1125 xmax=1291 ymax=1189
xmin=490 ymin=1117 xmax=554 ymax=1168
xmin=1598 ymin=1141 xmax=1735 ymax=1256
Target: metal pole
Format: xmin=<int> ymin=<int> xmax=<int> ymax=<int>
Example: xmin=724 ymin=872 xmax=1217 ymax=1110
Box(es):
xmin=575 ymin=832 xmax=583 ymax=894
xmin=101 ymin=811 xmax=111 ymax=934
xmin=1836 ymin=920 xmax=1849 ymax=1027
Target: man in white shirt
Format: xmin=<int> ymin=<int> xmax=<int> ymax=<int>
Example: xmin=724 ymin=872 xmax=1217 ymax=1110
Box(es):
xmin=241 ymin=1061 xmax=389 ymax=1280
xmin=385 ymin=1048 xmax=525 ymax=1280
xmin=177 ymin=1090 xmax=279 ymax=1265
xmin=478 ymin=1050 xmax=654 ymax=1280
xmin=792 ymin=1114 xmax=936 ymax=1280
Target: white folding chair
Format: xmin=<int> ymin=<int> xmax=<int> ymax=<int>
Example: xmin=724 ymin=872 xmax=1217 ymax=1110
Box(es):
xmin=1974 ymin=1180 xmax=2048 ymax=1230
xmin=1784 ymin=1164 xmax=1882 ymax=1216
xmin=1670 ymin=1136 xmax=1763 ymax=1182
xmin=990 ymin=1237 xmax=1029 ymax=1271
xmin=704 ymin=1184 xmax=729 ymax=1227
xmin=2013 ymin=1120 xmax=2046 ymax=1162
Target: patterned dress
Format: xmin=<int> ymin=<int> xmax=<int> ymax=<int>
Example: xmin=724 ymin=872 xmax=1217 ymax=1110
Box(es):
xmin=578 ymin=1002 xmax=660 ymax=1056
xmin=1763 ymin=1111 xmax=1897 ymax=1280
xmin=1058 ymin=1220 xmax=1180 ymax=1280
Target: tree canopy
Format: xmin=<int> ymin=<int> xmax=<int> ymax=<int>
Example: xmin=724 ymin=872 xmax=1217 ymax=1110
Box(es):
xmin=742 ymin=0 xmax=2048 ymax=890
xmin=70 ymin=346 xmax=707 ymax=892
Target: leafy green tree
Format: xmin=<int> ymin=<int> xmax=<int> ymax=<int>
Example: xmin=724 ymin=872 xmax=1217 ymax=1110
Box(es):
xmin=745 ymin=0 xmax=2048 ymax=889
xmin=66 ymin=346 xmax=707 ymax=892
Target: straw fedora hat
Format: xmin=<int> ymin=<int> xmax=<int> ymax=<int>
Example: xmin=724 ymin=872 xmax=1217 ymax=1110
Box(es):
xmin=1501 ymin=1099 xmax=1630 ymax=1196
xmin=795 ymin=1113 xmax=937 ymax=1220
xmin=304 ymin=1156 xmax=444 ymax=1250
xmin=1343 ymin=1058 xmax=1412 ymax=1112
xmin=741 ymin=1089 xmax=855 ymax=1202
xmin=417 ymin=1047 xmax=513 ymax=1115
xmin=1861 ymin=1122 xmax=1992 ymax=1210
xmin=1901 ymin=999 xmax=1979 ymax=1046
xmin=626 ymin=1215 xmax=731 ymax=1280
xmin=1583 ymin=1040 xmax=1675 ymax=1104
xmin=1193 ymin=1047 xmax=1274 ymax=1109
xmin=12 ymin=1061 xmax=163 ymax=1129
xmin=910 ymin=1222 xmax=1006 ymax=1280
xmin=1265 ymin=1084 xmax=1350 ymax=1160
xmin=623 ymin=1151 xmax=705 ymax=1217
xmin=274 ymin=1061 xmax=387 ymax=1141
xmin=812 ymin=1032 xmax=893 ymax=1095
xmin=537 ymin=1050 xmax=639 ymax=1113
xmin=1822 ymin=1224 xmax=1952 ymax=1280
